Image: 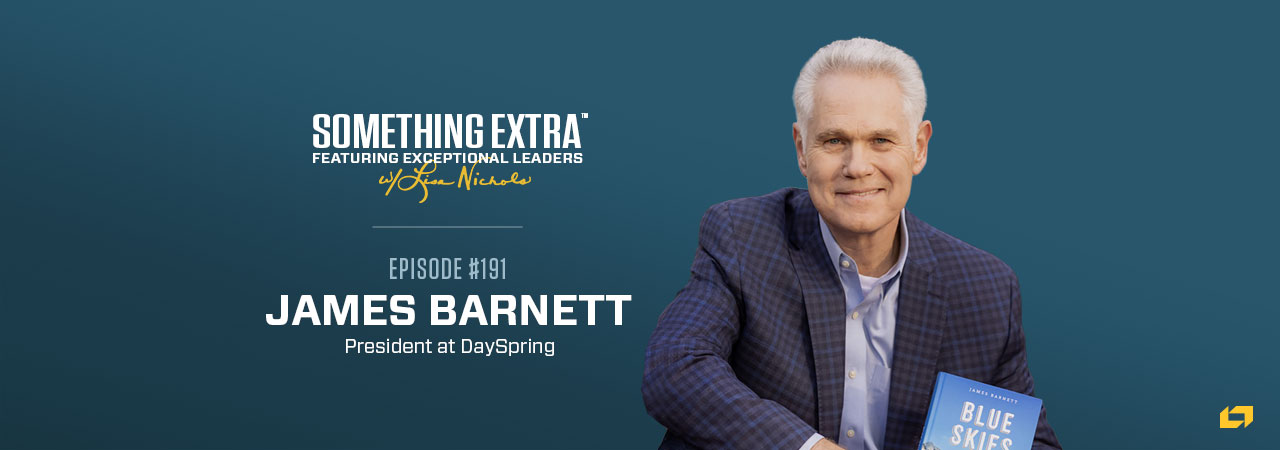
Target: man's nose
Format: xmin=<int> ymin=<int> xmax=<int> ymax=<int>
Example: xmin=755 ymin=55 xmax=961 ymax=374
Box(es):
xmin=841 ymin=144 xmax=875 ymax=178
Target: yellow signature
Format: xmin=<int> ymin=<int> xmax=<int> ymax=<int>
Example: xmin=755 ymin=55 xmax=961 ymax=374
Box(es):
xmin=378 ymin=161 xmax=532 ymax=203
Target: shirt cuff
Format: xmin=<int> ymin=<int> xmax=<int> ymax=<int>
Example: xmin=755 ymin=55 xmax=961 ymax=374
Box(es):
xmin=799 ymin=432 xmax=825 ymax=450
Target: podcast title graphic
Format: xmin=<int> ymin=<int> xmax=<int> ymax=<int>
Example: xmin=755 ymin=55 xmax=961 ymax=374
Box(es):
xmin=310 ymin=113 xmax=588 ymax=204
xmin=292 ymin=114 xmax=602 ymax=357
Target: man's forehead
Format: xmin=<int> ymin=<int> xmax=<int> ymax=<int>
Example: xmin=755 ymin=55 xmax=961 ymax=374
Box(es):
xmin=813 ymin=73 xmax=904 ymax=109
xmin=809 ymin=72 xmax=909 ymax=133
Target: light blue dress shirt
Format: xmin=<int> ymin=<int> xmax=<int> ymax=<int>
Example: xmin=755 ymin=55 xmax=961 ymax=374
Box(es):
xmin=800 ymin=210 xmax=908 ymax=450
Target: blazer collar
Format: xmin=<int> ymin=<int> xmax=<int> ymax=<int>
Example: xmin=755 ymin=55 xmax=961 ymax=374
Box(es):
xmin=786 ymin=190 xmax=937 ymax=271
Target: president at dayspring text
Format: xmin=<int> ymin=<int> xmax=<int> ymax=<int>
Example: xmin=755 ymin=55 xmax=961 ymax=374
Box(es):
xmin=643 ymin=38 xmax=1062 ymax=450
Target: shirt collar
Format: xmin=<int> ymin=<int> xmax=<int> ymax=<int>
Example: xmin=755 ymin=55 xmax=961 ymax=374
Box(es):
xmin=818 ymin=209 xmax=910 ymax=285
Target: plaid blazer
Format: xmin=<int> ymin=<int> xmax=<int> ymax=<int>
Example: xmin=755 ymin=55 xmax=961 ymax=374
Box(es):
xmin=642 ymin=188 xmax=1061 ymax=450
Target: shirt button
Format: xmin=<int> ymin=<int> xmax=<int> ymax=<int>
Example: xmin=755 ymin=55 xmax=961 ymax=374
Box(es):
xmin=850 ymin=311 xmax=860 ymax=320
xmin=848 ymin=370 xmax=857 ymax=379
xmin=841 ymin=260 xmax=850 ymax=268
xmin=846 ymin=429 xmax=856 ymax=438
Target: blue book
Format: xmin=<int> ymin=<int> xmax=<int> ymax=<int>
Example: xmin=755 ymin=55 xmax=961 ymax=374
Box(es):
xmin=918 ymin=372 xmax=1042 ymax=450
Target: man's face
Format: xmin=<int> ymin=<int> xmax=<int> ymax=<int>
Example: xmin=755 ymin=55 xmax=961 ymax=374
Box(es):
xmin=794 ymin=71 xmax=931 ymax=238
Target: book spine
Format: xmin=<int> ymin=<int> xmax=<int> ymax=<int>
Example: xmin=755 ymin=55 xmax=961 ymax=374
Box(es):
xmin=919 ymin=373 xmax=947 ymax=450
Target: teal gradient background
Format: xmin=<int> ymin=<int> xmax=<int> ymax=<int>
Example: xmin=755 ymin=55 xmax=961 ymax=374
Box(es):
xmin=2 ymin=1 xmax=1275 ymax=449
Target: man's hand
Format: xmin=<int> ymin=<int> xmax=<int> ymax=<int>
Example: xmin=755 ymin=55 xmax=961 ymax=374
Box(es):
xmin=813 ymin=438 xmax=845 ymax=450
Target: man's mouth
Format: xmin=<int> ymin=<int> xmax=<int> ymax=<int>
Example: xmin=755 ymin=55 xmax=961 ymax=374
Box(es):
xmin=837 ymin=188 xmax=883 ymax=198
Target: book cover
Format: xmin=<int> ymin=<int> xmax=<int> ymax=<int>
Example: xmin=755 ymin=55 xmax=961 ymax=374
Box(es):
xmin=918 ymin=372 xmax=1043 ymax=450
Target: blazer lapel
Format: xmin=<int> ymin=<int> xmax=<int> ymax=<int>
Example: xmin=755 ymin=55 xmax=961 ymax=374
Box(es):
xmin=787 ymin=197 xmax=946 ymax=448
xmin=884 ymin=210 xmax=944 ymax=449
xmin=786 ymin=193 xmax=846 ymax=439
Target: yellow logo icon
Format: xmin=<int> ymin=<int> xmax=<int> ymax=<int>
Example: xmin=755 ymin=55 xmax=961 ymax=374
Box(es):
xmin=1220 ymin=406 xmax=1253 ymax=428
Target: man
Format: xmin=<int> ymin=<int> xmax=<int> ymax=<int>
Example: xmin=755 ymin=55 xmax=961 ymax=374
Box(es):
xmin=641 ymin=38 xmax=1061 ymax=450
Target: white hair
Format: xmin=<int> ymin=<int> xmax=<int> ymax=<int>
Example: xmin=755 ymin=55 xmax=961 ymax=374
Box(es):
xmin=793 ymin=37 xmax=927 ymax=132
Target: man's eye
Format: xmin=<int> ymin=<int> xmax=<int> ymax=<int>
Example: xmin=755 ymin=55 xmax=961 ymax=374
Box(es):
xmin=826 ymin=138 xmax=842 ymax=145
xmin=874 ymin=138 xmax=891 ymax=144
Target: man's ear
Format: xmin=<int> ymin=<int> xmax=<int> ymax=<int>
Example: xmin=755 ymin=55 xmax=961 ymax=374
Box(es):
xmin=793 ymin=122 xmax=808 ymax=177
xmin=912 ymin=120 xmax=932 ymax=175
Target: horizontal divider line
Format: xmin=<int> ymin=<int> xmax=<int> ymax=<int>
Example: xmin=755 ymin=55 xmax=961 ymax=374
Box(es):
xmin=371 ymin=225 xmax=523 ymax=229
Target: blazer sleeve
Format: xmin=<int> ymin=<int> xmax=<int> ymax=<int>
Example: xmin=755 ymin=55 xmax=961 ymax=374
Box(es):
xmin=642 ymin=203 xmax=816 ymax=449
xmin=991 ymin=273 xmax=1063 ymax=450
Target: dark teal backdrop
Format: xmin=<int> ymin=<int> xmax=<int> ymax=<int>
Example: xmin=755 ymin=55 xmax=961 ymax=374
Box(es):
xmin=2 ymin=1 xmax=1275 ymax=449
